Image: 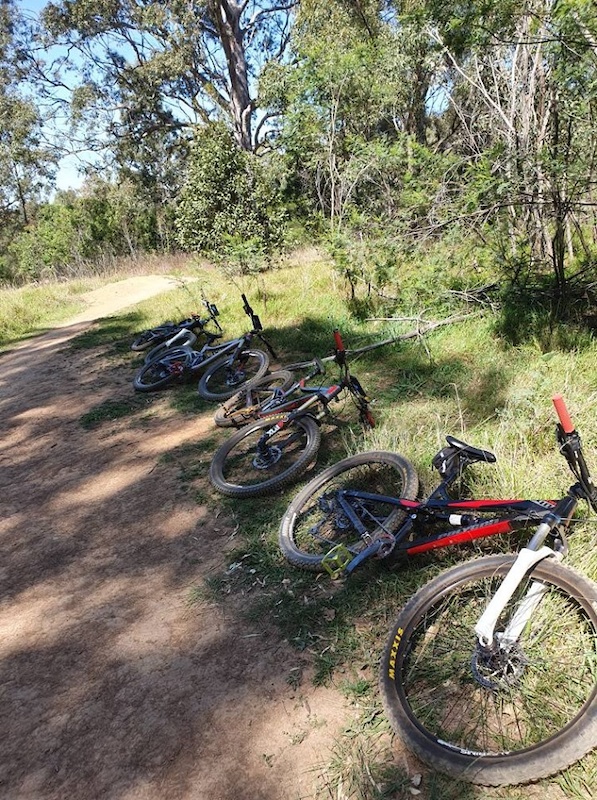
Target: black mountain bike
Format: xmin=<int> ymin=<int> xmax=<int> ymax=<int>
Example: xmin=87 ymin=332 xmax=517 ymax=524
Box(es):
xmin=133 ymin=294 xmax=275 ymax=395
xmin=209 ymin=332 xmax=375 ymax=498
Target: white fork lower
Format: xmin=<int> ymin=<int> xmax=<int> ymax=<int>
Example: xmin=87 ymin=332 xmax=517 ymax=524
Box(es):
xmin=474 ymin=542 xmax=562 ymax=647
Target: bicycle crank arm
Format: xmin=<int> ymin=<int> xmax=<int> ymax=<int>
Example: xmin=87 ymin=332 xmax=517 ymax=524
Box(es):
xmin=344 ymin=539 xmax=384 ymax=574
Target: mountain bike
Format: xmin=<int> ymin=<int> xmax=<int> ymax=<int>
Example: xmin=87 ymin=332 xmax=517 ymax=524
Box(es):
xmin=142 ymin=299 xmax=223 ymax=364
xmin=379 ymin=395 xmax=597 ymax=785
xmin=133 ymin=294 xmax=275 ymax=394
xmin=279 ymin=406 xmax=575 ymax=575
xmin=130 ymin=299 xmax=220 ymax=352
xmin=209 ymin=332 xmax=375 ymax=498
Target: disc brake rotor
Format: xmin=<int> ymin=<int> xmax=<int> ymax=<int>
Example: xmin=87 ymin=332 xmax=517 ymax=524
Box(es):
xmin=471 ymin=639 xmax=528 ymax=691
xmin=226 ymin=368 xmax=246 ymax=387
xmin=252 ymin=445 xmax=282 ymax=469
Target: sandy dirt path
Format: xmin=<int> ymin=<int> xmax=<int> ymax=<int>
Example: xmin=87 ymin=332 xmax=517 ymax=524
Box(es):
xmin=0 ymin=277 xmax=352 ymax=800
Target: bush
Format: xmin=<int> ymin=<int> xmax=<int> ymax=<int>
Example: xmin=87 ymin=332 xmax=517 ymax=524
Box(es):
xmin=176 ymin=123 xmax=286 ymax=272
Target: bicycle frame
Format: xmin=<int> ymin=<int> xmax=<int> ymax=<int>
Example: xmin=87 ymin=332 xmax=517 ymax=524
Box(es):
xmin=252 ymin=332 xmax=373 ymax=459
xmin=327 ymin=487 xmax=559 ymax=576
xmin=321 ymin=395 xmax=597 ymax=580
xmin=188 ymin=335 xmax=250 ymax=372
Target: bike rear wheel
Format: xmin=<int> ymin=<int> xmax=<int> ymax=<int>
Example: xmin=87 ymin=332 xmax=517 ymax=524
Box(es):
xmin=379 ymin=554 xmax=597 ymax=785
xmin=210 ymin=415 xmax=321 ymax=497
xmin=213 ymin=370 xmax=295 ymax=427
xmin=133 ymin=348 xmax=193 ymax=391
xmin=278 ymin=451 xmax=418 ymax=571
xmin=197 ymin=349 xmax=270 ymax=401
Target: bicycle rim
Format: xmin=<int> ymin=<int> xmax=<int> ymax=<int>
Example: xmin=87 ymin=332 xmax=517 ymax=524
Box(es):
xmin=381 ymin=555 xmax=597 ymax=784
xmin=199 ymin=350 xmax=269 ymax=401
xmin=210 ymin=416 xmax=320 ymax=497
xmin=280 ymin=453 xmax=417 ymax=569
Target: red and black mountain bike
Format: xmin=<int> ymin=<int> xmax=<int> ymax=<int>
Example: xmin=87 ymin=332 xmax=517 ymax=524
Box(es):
xmin=278 ymin=396 xmax=595 ymax=576
xmin=279 ymin=395 xmax=597 ymax=785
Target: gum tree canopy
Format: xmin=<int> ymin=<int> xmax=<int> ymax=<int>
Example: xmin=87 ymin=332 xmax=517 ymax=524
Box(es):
xmin=42 ymin=0 xmax=298 ymax=153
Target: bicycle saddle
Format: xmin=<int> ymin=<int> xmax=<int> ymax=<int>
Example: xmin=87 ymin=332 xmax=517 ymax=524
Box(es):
xmin=299 ymin=384 xmax=338 ymax=397
xmin=445 ymin=435 xmax=496 ymax=464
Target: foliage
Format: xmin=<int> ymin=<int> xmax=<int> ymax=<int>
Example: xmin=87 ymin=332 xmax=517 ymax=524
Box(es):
xmin=3 ymin=0 xmax=597 ymax=326
xmin=0 ymin=1 xmax=57 ymax=229
xmin=261 ymin=4 xmax=434 ymax=229
xmin=1 ymin=178 xmax=174 ymax=283
xmin=176 ymin=123 xmax=286 ymax=272
xmin=40 ymin=0 xmax=298 ymax=159
xmin=0 ymin=280 xmax=85 ymax=348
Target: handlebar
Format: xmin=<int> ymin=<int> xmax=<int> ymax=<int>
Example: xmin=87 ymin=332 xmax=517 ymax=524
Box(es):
xmin=200 ymin=296 xmax=222 ymax=331
xmin=240 ymin=293 xmax=263 ymax=331
xmin=553 ymin=394 xmax=574 ymax=433
xmin=241 ymin=293 xmax=253 ymax=315
xmin=553 ymin=394 xmax=597 ymax=512
xmin=333 ymin=329 xmax=346 ymax=366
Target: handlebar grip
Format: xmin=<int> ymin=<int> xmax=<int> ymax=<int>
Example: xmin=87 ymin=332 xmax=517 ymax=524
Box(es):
xmin=553 ymin=394 xmax=575 ymax=433
xmin=333 ymin=330 xmax=345 ymax=352
xmin=241 ymin=293 xmax=254 ymax=317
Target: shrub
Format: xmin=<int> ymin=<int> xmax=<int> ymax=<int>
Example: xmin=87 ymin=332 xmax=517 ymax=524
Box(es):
xmin=176 ymin=123 xmax=285 ymax=272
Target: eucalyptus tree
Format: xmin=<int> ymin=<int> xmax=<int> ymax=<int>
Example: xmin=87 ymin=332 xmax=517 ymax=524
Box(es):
xmin=0 ymin=0 xmax=56 ymax=228
xmin=40 ymin=0 xmax=298 ymax=160
xmin=263 ymin=0 xmax=447 ymax=232
xmin=424 ymin=0 xmax=597 ymax=295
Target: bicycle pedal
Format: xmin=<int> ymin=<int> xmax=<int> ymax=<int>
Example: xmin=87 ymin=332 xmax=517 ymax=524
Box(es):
xmin=322 ymin=544 xmax=353 ymax=578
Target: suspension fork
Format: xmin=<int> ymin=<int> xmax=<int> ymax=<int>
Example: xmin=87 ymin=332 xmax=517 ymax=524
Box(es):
xmin=474 ymin=495 xmax=577 ymax=648
xmin=228 ymin=333 xmax=254 ymax=365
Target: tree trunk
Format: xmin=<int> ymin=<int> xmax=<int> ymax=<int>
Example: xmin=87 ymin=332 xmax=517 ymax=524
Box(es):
xmin=212 ymin=1 xmax=253 ymax=151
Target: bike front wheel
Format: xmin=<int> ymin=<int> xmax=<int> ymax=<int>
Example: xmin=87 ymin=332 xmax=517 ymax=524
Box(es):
xmin=213 ymin=370 xmax=295 ymax=427
xmin=379 ymin=554 xmax=597 ymax=786
xmin=279 ymin=451 xmax=418 ymax=571
xmin=131 ymin=325 xmax=173 ymax=351
xmin=210 ymin=415 xmax=321 ymax=497
xmin=197 ymin=349 xmax=270 ymax=402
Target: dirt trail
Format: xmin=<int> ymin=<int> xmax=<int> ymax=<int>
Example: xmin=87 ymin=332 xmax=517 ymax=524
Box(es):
xmin=0 ymin=278 xmax=352 ymax=800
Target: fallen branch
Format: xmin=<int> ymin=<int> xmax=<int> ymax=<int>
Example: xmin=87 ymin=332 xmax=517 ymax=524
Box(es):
xmin=348 ymin=311 xmax=481 ymax=356
xmin=285 ymin=311 xmax=480 ymax=368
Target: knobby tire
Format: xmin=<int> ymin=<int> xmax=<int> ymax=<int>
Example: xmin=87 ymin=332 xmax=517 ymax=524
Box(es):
xmin=379 ymin=554 xmax=597 ymax=785
xmin=210 ymin=414 xmax=321 ymax=497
